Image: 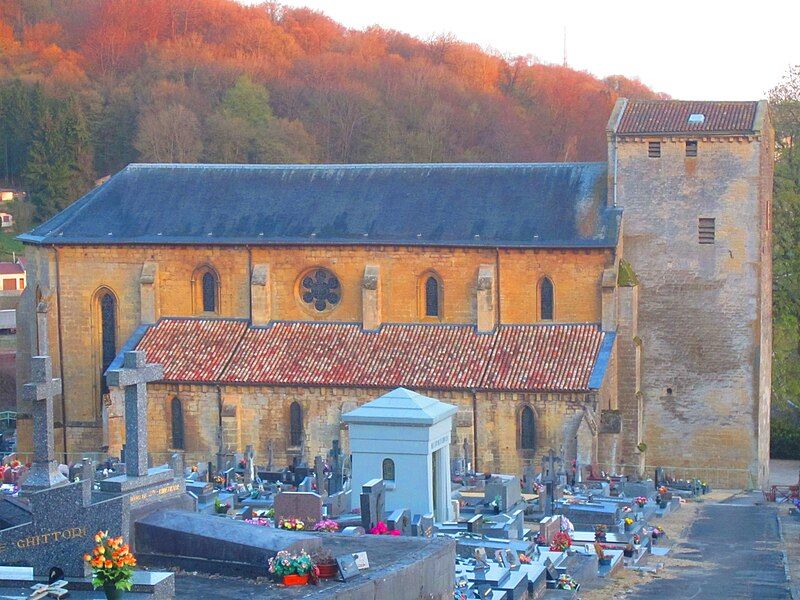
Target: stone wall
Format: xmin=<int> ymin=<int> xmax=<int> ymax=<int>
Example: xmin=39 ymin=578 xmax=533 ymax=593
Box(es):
xmin=612 ymin=124 xmax=772 ymax=487
xmin=16 ymin=242 xmax=609 ymax=455
xmin=139 ymin=383 xmax=597 ymax=478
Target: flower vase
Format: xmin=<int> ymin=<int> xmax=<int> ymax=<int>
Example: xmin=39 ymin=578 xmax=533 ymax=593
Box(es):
xmin=102 ymin=583 xmax=125 ymax=600
xmin=493 ymin=506 xmax=500 ymax=514
xmin=317 ymin=563 xmax=338 ymax=579
xmin=283 ymin=574 xmax=309 ymax=586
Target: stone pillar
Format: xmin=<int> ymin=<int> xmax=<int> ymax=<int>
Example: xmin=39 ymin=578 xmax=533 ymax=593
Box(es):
xmin=139 ymin=262 xmax=159 ymax=324
xmin=476 ymin=265 xmax=496 ymax=333
xmin=35 ymin=300 xmax=48 ymax=356
xmin=435 ymin=445 xmax=452 ymax=522
xmin=601 ymin=266 xmax=617 ymax=331
xmin=616 ymin=284 xmax=643 ymax=475
xmin=250 ymin=264 xmax=271 ymax=326
xmin=362 ymin=265 xmax=381 ymax=331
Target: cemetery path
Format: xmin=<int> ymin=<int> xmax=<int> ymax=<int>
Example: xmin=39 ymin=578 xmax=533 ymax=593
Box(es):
xmin=624 ymin=493 xmax=790 ymax=600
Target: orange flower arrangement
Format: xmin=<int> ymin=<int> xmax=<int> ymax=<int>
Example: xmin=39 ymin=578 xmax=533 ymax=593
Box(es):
xmin=84 ymin=531 xmax=136 ymax=592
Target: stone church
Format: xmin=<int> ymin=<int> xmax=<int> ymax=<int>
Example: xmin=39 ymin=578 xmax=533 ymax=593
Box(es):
xmin=15 ymin=99 xmax=774 ymax=487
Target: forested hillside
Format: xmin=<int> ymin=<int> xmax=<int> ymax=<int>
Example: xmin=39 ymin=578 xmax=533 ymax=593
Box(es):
xmin=0 ymin=0 xmax=659 ymax=224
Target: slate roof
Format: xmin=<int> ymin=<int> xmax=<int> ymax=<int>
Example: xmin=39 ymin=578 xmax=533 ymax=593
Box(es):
xmin=132 ymin=317 xmax=614 ymax=392
xmin=615 ymin=100 xmax=760 ymax=135
xmin=20 ymin=162 xmax=619 ymax=249
xmin=341 ymin=388 xmax=458 ymax=426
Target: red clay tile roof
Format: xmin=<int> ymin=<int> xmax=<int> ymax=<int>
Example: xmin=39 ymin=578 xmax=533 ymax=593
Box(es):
xmin=0 ymin=262 xmax=25 ymax=275
xmin=616 ymin=100 xmax=758 ymax=135
xmin=134 ymin=318 xmax=609 ymax=392
xmin=136 ymin=318 xmax=248 ymax=382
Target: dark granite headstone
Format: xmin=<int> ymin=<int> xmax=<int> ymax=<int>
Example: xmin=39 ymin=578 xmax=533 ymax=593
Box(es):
xmin=273 ymin=492 xmax=322 ymax=526
xmin=387 ymin=508 xmax=410 ymax=534
xmin=359 ymin=479 xmax=385 ymax=531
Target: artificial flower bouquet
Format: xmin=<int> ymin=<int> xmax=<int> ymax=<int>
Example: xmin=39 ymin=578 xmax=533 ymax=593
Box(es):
xmin=549 ymin=531 xmax=572 ymax=552
xmin=84 ymin=531 xmax=136 ymax=595
xmin=312 ymin=518 xmax=339 ymax=532
xmin=634 ymin=496 xmax=648 ymax=508
xmin=278 ymin=517 xmax=305 ymax=531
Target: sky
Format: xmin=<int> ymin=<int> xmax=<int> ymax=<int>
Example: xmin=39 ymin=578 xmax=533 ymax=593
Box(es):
xmin=245 ymin=0 xmax=800 ymax=100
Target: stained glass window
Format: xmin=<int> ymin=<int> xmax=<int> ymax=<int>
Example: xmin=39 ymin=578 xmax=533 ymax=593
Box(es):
xmin=382 ymin=458 xmax=395 ymax=482
xmin=100 ymin=292 xmax=116 ymax=397
xmin=202 ymin=271 xmax=217 ymax=312
xmin=520 ymin=406 xmax=535 ymax=450
xmin=300 ymin=269 xmax=340 ymax=312
xmin=425 ymin=276 xmax=440 ymax=317
xmin=290 ymin=402 xmax=303 ymax=446
xmin=171 ymin=397 xmax=185 ymax=450
xmin=540 ymin=277 xmax=554 ymax=320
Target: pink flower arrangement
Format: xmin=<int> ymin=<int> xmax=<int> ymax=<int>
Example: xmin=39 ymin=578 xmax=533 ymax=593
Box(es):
xmin=369 ymin=521 xmax=401 ymax=536
xmin=244 ymin=517 xmax=272 ymax=527
xmin=312 ymin=519 xmax=339 ymax=533
xmin=634 ymin=496 xmax=648 ymax=508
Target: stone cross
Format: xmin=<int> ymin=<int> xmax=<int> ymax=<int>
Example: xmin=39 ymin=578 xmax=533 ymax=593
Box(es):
xmin=21 ymin=356 xmax=68 ymax=491
xmin=105 ymin=350 xmax=164 ymax=478
xmin=541 ymin=449 xmax=563 ymax=516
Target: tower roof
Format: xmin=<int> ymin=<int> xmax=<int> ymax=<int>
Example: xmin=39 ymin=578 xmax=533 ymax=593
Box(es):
xmin=341 ymin=388 xmax=457 ymax=426
xmin=609 ymin=99 xmax=766 ymax=136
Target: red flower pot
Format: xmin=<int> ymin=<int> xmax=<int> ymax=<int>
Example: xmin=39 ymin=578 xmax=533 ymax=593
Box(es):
xmin=283 ymin=574 xmax=309 ymax=586
xmin=317 ymin=563 xmax=338 ymax=579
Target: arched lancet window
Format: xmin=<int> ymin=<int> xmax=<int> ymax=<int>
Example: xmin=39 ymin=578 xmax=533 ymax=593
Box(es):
xmin=202 ymin=271 xmax=217 ymax=312
xmin=289 ymin=402 xmax=303 ymax=447
xmin=520 ymin=406 xmax=535 ymax=450
xmin=540 ymin=277 xmax=554 ymax=321
xmin=382 ymin=458 xmax=395 ymax=482
xmin=171 ymin=397 xmax=185 ymax=450
xmin=422 ymin=273 xmax=442 ymax=318
xmin=34 ymin=285 xmax=43 ymax=355
xmin=99 ymin=291 xmax=117 ymax=398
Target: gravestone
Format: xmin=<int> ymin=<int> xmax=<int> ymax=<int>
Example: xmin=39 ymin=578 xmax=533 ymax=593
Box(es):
xmin=20 ymin=357 xmax=68 ymax=492
xmin=340 ymin=526 xmax=365 ymax=536
xmin=417 ymin=513 xmax=435 ymax=538
xmin=323 ymin=490 xmax=351 ymax=518
xmin=328 ymin=440 xmax=344 ymax=495
xmin=243 ymin=445 xmax=255 ymax=485
xmin=273 ymin=492 xmax=323 ymax=526
xmin=313 ymin=455 xmax=325 ymax=496
xmin=359 ymin=479 xmax=385 ymax=531
xmin=387 ymin=508 xmax=411 ymax=534
xmin=467 ymin=514 xmax=483 ymax=534
xmin=654 ymin=467 xmax=665 ymax=489
xmin=540 ymin=450 xmax=563 ymax=516
xmin=484 ymin=475 xmax=522 ymax=512
xmin=522 ymin=465 xmax=537 ymax=494
xmin=538 ymin=516 xmax=560 ymax=545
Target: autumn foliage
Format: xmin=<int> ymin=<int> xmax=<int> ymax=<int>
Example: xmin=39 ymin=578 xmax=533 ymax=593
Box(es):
xmin=0 ymin=0 xmax=661 ymax=223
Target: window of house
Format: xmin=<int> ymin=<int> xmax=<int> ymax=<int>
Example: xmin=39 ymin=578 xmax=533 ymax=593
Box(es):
xmin=202 ymin=271 xmax=217 ymax=312
xmin=699 ymin=218 xmax=715 ymax=244
xmin=648 ymin=141 xmax=661 ymax=158
xmin=520 ymin=406 xmax=535 ymax=450
xmin=424 ymin=275 xmax=441 ymax=318
xmin=540 ymin=277 xmax=554 ymax=321
xmin=99 ymin=291 xmax=117 ymax=397
xmin=289 ymin=402 xmax=303 ymax=447
xmin=171 ymin=397 xmax=185 ymax=450
xmin=686 ymin=140 xmax=698 ymax=157
xmin=299 ymin=268 xmax=341 ymax=313
xmin=2 ymin=278 xmax=15 ymax=291
xmin=382 ymin=458 xmax=395 ymax=482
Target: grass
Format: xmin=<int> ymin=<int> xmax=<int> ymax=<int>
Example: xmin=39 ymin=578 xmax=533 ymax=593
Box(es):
xmin=0 ymin=231 xmax=23 ymax=261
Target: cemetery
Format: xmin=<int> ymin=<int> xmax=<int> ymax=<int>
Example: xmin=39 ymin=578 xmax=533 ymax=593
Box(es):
xmin=0 ymin=352 xmax=720 ymax=598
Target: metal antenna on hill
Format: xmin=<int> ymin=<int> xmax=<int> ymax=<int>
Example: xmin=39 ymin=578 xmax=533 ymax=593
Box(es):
xmin=562 ymin=26 xmax=568 ymax=67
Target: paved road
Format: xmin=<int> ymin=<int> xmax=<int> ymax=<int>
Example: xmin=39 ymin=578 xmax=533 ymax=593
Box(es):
xmin=628 ymin=495 xmax=790 ymax=599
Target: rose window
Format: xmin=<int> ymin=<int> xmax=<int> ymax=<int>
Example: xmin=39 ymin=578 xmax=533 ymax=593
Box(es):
xmin=300 ymin=268 xmax=340 ymax=312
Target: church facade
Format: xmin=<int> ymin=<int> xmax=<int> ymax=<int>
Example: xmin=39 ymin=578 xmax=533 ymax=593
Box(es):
xmin=15 ymin=99 xmax=773 ymax=487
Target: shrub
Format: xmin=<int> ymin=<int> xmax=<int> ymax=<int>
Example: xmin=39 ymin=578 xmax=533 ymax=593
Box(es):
xmin=771 ymin=419 xmax=800 ymax=459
